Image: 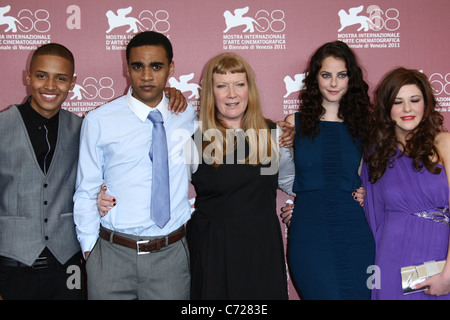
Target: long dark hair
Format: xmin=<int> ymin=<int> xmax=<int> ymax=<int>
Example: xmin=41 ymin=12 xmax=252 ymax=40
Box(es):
xmin=365 ymin=67 xmax=444 ymax=183
xmin=297 ymin=41 xmax=370 ymax=147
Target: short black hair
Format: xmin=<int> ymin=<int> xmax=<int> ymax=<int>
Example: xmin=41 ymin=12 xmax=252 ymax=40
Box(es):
xmin=126 ymin=31 xmax=173 ymax=64
xmin=31 ymin=43 xmax=75 ymax=74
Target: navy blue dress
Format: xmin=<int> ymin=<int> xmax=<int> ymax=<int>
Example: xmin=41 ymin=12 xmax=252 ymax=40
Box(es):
xmin=288 ymin=114 xmax=375 ymax=300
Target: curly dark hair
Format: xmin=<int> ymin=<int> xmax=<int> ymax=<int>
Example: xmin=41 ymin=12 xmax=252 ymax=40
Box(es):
xmin=297 ymin=41 xmax=371 ymax=148
xmin=365 ymin=67 xmax=445 ymax=183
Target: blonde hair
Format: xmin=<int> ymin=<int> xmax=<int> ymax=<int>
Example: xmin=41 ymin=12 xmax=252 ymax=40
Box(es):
xmin=199 ymin=52 xmax=278 ymax=166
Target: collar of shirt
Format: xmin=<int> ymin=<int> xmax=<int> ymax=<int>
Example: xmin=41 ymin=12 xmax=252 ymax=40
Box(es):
xmin=19 ymin=97 xmax=59 ymax=127
xmin=125 ymin=87 xmax=169 ymax=122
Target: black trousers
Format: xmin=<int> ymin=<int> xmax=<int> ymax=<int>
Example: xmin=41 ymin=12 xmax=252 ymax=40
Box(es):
xmin=0 ymin=248 xmax=84 ymax=300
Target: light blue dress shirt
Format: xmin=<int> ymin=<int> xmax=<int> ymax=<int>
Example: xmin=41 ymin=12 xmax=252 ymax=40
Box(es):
xmin=73 ymin=87 xmax=197 ymax=254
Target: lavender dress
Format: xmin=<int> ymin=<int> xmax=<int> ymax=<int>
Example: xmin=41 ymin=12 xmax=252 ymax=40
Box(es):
xmin=362 ymin=149 xmax=450 ymax=300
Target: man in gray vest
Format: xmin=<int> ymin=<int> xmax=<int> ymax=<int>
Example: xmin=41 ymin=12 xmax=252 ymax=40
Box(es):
xmin=0 ymin=43 xmax=83 ymax=299
xmin=0 ymin=43 xmax=186 ymax=300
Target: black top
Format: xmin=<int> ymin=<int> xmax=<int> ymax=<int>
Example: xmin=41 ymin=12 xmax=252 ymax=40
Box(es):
xmin=186 ymin=126 xmax=288 ymax=300
xmin=17 ymin=98 xmax=59 ymax=175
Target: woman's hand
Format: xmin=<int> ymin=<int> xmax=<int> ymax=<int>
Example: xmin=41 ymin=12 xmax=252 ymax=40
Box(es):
xmin=353 ymin=186 xmax=366 ymax=206
xmin=277 ymin=121 xmax=295 ymax=148
xmin=414 ymin=271 xmax=450 ymax=296
xmin=280 ymin=200 xmax=294 ymax=227
xmin=164 ymin=87 xmax=187 ymax=114
xmin=97 ymin=184 xmax=116 ymax=217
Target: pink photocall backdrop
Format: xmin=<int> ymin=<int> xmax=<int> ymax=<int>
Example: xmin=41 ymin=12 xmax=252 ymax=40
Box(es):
xmin=1 ymin=0 xmax=449 ymax=300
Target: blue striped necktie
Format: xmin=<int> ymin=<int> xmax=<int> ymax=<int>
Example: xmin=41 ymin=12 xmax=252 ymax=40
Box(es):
xmin=147 ymin=110 xmax=170 ymax=228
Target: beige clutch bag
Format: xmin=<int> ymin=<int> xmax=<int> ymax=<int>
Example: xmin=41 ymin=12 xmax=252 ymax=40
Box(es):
xmin=401 ymin=260 xmax=446 ymax=294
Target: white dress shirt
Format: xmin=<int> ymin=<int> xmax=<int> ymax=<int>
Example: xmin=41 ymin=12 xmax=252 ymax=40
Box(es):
xmin=73 ymin=87 xmax=197 ymax=254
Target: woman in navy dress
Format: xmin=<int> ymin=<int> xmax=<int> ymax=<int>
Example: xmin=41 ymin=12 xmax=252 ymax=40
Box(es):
xmin=284 ymin=41 xmax=375 ymax=299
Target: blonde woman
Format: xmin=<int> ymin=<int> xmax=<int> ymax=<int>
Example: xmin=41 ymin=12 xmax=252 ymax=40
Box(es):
xmin=186 ymin=53 xmax=294 ymax=299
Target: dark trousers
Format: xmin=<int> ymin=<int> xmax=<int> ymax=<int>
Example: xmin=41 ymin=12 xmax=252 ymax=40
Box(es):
xmin=0 ymin=248 xmax=84 ymax=300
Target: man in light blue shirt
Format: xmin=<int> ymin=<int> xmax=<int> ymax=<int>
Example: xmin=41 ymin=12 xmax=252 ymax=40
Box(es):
xmin=73 ymin=31 xmax=196 ymax=299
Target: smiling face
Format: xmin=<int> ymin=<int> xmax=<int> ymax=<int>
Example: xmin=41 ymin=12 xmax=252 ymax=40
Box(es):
xmin=390 ymin=84 xmax=425 ymax=143
xmin=317 ymin=56 xmax=349 ymax=107
xmin=26 ymin=54 xmax=76 ymax=118
xmin=127 ymin=45 xmax=174 ymax=108
xmin=213 ymin=72 xmax=249 ymax=128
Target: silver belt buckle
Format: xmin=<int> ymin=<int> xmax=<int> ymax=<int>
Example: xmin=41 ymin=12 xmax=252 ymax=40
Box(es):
xmin=137 ymin=240 xmax=150 ymax=255
xmin=32 ymin=256 xmax=48 ymax=269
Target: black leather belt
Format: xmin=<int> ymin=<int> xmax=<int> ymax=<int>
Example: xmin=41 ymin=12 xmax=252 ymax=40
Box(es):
xmin=0 ymin=248 xmax=55 ymax=269
xmin=99 ymin=226 xmax=185 ymax=255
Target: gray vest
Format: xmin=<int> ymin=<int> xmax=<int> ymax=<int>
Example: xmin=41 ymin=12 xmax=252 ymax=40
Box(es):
xmin=0 ymin=105 xmax=82 ymax=265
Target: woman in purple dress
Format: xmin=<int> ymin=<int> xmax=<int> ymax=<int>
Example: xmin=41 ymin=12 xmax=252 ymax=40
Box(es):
xmin=362 ymin=67 xmax=450 ymax=299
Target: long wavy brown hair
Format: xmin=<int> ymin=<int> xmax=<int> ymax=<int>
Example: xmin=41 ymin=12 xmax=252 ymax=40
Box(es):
xmin=297 ymin=41 xmax=370 ymax=148
xmin=365 ymin=67 xmax=445 ymax=183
